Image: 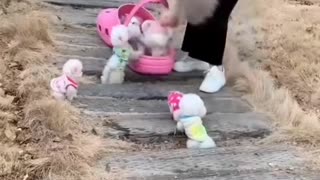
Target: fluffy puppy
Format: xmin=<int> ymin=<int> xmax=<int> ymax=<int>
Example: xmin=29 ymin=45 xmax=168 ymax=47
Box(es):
xmin=51 ymin=59 xmax=83 ymax=101
xmin=141 ymin=20 xmax=173 ymax=56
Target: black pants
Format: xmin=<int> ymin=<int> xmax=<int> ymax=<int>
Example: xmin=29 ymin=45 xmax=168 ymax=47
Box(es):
xmin=181 ymin=0 xmax=238 ymax=66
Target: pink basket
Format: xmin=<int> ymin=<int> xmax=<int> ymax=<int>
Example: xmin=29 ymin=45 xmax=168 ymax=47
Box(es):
xmin=96 ymin=0 xmax=176 ymax=75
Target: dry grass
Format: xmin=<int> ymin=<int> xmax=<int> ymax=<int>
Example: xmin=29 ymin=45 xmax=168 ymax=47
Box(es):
xmin=225 ymin=0 xmax=320 ymax=148
xmin=0 ymin=1 xmax=132 ymax=179
xmin=0 ymin=145 xmax=21 ymax=176
xmin=2 ymin=0 xmax=318 ymax=178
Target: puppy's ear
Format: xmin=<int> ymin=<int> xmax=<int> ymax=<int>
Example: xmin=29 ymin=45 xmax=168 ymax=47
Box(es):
xmin=141 ymin=20 xmax=153 ymax=32
xmin=63 ymin=62 xmax=72 ymax=75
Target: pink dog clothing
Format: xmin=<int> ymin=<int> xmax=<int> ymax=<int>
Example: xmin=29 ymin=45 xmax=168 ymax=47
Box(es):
xmin=51 ymin=75 xmax=79 ymax=94
xmin=168 ymin=91 xmax=184 ymax=121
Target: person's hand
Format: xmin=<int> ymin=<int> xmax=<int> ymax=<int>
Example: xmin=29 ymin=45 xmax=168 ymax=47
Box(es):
xmin=159 ymin=10 xmax=179 ymax=27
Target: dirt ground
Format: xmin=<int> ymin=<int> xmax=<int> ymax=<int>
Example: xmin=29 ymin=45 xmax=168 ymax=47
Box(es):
xmin=0 ymin=0 xmax=320 ymax=179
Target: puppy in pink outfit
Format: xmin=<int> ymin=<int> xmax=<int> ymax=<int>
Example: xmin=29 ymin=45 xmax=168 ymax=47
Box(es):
xmin=51 ymin=59 xmax=83 ymax=101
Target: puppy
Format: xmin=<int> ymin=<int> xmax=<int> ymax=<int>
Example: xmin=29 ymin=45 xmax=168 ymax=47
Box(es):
xmin=127 ymin=16 xmax=143 ymax=39
xmin=141 ymin=20 xmax=173 ymax=56
xmin=101 ymin=25 xmax=144 ymax=84
xmin=168 ymin=91 xmax=216 ymax=149
xmin=127 ymin=16 xmax=146 ymax=57
xmin=50 ymin=59 xmax=83 ymax=101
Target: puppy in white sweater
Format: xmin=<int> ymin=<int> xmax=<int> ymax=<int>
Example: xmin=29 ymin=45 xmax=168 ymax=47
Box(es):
xmin=168 ymin=91 xmax=216 ymax=149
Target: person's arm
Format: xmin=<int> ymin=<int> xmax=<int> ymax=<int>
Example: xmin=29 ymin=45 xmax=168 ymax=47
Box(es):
xmin=166 ymin=0 xmax=183 ymax=17
xmin=161 ymin=0 xmax=219 ymax=26
xmin=160 ymin=0 xmax=185 ymax=27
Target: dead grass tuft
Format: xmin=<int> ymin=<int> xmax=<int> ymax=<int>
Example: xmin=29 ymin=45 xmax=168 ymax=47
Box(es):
xmin=18 ymin=65 xmax=58 ymax=103
xmin=0 ymin=111 xmax=16 ymax=122
xmin=0 ymin=96 xmax=15 ymax=111
xmin=25 ymin=135 xmax=105 ymax=180
xmin=0 ymin=145 xmax=21 ymax=176
xmin=0 ymin=1 xmax=118 ymax=179
xmin=224 ymin=44 xmax=320 ymax=145
xmin=24 ymin=98 xmax=73 ymax=133
xmin=225 ymin=0 xmax=320 ymax=148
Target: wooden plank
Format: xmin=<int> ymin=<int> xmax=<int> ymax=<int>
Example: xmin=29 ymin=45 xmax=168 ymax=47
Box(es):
xmin=125 ymin=68 xmax=204 ymax=82
xmin=104 ymin=145 xmax=310 ymax=179
xmin=113 ymin=169 xmax=317 ymax=180
xmin=53 ymin=33 xmax=106 ymax=47
xmin=45 ymin=0 xmax=165 ymax=11
xmin=52 ymin=8 xmax=159 ymax=28
xmin=54 ymin=8 xmax=98 ymax=28
xmin=53 ymin=36 xmax=185 ymax=67
xmin=78 ymin=83 xmax=239 ymax=98
xmin=53 ymin=23 xmax=96 ymax=35
xmin=46 ymin=1 xmax=171 ymax=31
xmin=45 ymin=0 xmax=138 ymax=9
xmin=103 ymin=112 xmax=271 ymax=140
xmin=74 ymin=96 xmax=252 ymax=114
xmin=55 ymin=43 xmax=111 ymax=59
xmin=45 ymin=0 xmax=162 ymax=28
xmin=175 ymin=171 xmax=319 ymax=180
xmin=44 ymin=4 xmax=99 ymax=28
xmin=53 ymin=54 xmax=204 ymax=80
xmin=52 ymin=15 xmax=184 ymax=49
xmin=53 ymin=55 xmax=107 ymax=75
xmin=54 ymin=29 xmax=184 ymax=49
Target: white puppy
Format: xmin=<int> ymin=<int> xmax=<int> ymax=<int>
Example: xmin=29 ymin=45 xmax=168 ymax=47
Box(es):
xmin=127 ymin=16 xmax=146 ymax=57
xmin=127 ymin=16 xmax=143 ymax=39
xmin=51 ymin=59 xmax=83 ymax=101
xmin=141 ymin=20 xmax=173 ymax=56
xmin=101 ymin=25 xmax=144 ymax=84
xmin=168 ymin=91 xmax=216 ymax=149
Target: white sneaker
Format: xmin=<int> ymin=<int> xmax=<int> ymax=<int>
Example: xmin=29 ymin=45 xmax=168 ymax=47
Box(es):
xmin=199 ymin=66 xmax=226 ymax=93
xmin=174 ymin=55 xmax=210 ymax=72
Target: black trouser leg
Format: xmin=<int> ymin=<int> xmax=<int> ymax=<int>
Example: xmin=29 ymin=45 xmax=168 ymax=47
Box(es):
xmin=181 ymin=0 xmax=239 ymax=66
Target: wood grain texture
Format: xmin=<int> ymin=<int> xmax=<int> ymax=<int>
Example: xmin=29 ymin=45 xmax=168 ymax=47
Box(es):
xmin=54 ymin=55 xmax=205 ymax=80
xmin=77 ymin=83 xmax=238 ymax=98
xmin=103 ymin=112 xmax=271 ymax=140
xmin=104 ymin=145 xmax=310 ymax=179
xmin=45 ymin=0 xmax=137 ymax=9
xmin=74 ymin=96 xmax=252 ymax=114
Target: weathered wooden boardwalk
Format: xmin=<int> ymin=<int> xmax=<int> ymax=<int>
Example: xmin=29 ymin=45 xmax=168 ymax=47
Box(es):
xmin=43 ymin=0 xmax=318 ymax=179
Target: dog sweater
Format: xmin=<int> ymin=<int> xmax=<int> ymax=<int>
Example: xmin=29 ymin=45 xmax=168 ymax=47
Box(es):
xmin=180 ymin=116 xmax=209 ymax=142
xmin=50 ymin=75 xmax=79 ymax=94
xmin=113 ymin=48 xmax=130 ymax=70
